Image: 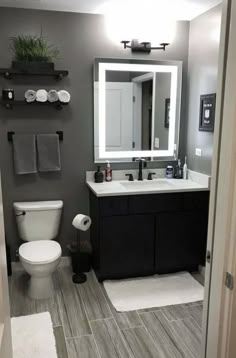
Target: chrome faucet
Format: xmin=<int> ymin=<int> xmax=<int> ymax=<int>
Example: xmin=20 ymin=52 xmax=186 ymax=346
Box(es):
xmin=135 ymin=158 xmax=147 ymax=181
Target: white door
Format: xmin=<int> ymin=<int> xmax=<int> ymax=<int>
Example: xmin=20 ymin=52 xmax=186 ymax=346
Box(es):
xmin=0 ymin=174 xmax=12 ymax=357
xmin=204 ymin=0 xmax=236 ymax=357
xmin=94 ymin=82 xmax=133 ymax=161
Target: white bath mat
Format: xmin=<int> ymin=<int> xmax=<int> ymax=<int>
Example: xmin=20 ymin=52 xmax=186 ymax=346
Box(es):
xmin=103 ymin=272 xmax=204 ymax=312
xmin=11 ymin=312 xmax=57 ymax=358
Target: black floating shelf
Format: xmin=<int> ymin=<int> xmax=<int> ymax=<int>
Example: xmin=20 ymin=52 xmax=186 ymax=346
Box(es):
xmin=0 ymin=68 xmax=69 ymax=80
xmin=0 ymin=100 xmax=68 ymax=110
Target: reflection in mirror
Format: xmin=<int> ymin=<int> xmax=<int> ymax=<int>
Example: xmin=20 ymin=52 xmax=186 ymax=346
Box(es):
xmin=94 ymin=59 xmax=182 ymax=162
xmin=154 ymin=73 xmax=171 ymax=151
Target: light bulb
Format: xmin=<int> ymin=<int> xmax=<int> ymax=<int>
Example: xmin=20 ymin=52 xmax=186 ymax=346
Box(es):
xmin=101 ymin=0 xmax=176 ymax=45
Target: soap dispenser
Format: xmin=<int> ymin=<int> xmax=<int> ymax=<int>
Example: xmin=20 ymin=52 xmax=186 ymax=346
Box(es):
xmin=94 ymin=166 xmax=104 ymax=183
xmin=105 ymin=160 xmax=112 ymax=182
xmin=175 ymin=159 xmax=183 ymax=179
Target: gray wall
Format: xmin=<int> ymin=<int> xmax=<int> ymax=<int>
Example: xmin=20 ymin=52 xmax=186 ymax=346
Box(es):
xmin=185 ymin=5 xmax=222 ymax=175
xmin=0 ymin=7 xmax=190 ymax=259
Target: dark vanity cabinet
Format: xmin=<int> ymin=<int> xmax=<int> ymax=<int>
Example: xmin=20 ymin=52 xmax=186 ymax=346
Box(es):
xmin=100 ymin=215 xmax=155 ymax=279
xmin=89 ymin=191 xmax=209 ymax=281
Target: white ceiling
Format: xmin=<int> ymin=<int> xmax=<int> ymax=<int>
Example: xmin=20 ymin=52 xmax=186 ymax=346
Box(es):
xmin=0 ymin=0 xmax=222 ymax=20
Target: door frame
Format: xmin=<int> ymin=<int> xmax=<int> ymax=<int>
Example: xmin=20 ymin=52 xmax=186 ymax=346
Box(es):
xmin=0 ymin=172 xmax=12 ymax=357
xmin=132 ymin=72 xmax=157 ymax=151
xmin=204 ymin=0 xmax=236 ymax=357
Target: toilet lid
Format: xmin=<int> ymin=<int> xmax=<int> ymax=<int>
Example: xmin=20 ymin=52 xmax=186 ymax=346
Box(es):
xmin=19 ymin=240 xmax=62 ymax=264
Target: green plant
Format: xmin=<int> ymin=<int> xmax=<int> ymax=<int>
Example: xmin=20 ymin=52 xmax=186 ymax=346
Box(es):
xmin=10 ymin=33 xmax=59 ymax=62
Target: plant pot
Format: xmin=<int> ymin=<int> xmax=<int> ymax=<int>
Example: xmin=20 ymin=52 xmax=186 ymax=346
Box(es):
xmin=12 ymin=61 xmax=55 ymax=73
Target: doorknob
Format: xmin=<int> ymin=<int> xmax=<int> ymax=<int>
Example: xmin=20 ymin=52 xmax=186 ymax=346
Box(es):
xmin=206 ymin=250 xmax=211 ymax=263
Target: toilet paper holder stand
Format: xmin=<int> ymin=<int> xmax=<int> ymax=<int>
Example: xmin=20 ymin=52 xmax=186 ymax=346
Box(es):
xmin=71 ymin=214 xmax=92 ymax=285
xmin=72 ymin=230 xmax=88 ymax=284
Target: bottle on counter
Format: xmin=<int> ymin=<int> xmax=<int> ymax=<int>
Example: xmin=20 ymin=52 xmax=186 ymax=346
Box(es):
xmin=94 ymin=166 xmax=104 ymax=183
xmin=166 ymin=165 xmax=174 ymax=179
xmin=105 ymin=160 xmax=112 ymax=182
xmin=183 ymin=156 xmax=188 ymax=180
xmin=175 ymin=159 xmax=183 ymax=179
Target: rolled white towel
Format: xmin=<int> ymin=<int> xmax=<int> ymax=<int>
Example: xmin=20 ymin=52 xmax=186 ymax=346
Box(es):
xmin=36 ymin=89 xmax=48 ymax=103
xmin=58 ymin=90 xmax=71 ymax=103
xmin=25 ymin=89 xmax=36 ymax=103
xmin=47 ymin=89 xmax=59 ymax=103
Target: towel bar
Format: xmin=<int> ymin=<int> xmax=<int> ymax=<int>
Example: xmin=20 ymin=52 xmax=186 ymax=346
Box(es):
xmin=7 ymin=131 xmax=63 ymax=142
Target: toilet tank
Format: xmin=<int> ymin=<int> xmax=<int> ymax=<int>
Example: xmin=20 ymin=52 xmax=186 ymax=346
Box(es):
xmin=13 ymin=201 xmax=63 ymax=242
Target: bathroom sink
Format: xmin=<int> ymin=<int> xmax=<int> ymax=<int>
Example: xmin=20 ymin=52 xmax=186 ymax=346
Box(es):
xmin=121 ymin=179 xmax=174 ymax=190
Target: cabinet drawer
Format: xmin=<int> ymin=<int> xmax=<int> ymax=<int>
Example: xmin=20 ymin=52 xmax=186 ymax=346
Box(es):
xmin=183 ymin=192 xmax=209 ymax=210
xmin=129 ymin=193 xmax=183 ymax=214
xmin=99 ymin=196 xmax=129 ymax=216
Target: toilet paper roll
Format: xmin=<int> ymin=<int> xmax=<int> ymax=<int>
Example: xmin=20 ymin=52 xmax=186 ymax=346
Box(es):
xmin=72 ymin=214 xmax=91 ymax=231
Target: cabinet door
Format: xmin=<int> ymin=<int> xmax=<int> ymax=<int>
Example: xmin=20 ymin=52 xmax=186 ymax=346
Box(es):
xmin=155 ymin=211 xmax=208 ymax=274
xmin=100 ymin=215 xmax=155 ymax=280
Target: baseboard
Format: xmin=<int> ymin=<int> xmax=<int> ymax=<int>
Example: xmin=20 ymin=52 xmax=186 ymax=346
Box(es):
xmin=11 ymin=261 xmax=23 ymax=272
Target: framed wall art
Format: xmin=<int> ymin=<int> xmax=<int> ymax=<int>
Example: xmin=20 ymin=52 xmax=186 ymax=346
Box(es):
xmin=199 ymin=93 xmax=216 ymax=132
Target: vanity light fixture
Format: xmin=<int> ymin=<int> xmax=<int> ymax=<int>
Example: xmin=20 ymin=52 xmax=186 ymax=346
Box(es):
xmin=121 ymin=39 xmax=169 ymax=53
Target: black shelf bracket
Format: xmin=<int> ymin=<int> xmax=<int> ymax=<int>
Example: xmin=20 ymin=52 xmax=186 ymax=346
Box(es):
xmin=7 ymin=132 xmax=15 ymax=142
xmin=8 ymin=131 xmax=64 ymax=142
xmin=56 ymin=131 xmax=63 ymax=141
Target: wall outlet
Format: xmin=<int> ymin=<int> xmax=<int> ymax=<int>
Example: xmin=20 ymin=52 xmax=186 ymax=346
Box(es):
xmin=195 ymin=148 xmax=202 ymax=157
xmin=154 ymin=137 xmax=160 ymax=149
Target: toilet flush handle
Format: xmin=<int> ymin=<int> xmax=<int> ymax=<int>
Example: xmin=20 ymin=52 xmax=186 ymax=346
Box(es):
xmin=15 ymin=211 xmax=26 ymax=217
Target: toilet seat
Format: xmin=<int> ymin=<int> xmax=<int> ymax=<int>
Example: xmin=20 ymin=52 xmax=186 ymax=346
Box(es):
xmin=19 ymin=240 xmax=62 ymax=264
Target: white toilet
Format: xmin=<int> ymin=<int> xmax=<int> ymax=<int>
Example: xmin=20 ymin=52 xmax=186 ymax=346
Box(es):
xmin=13 ymin=200 xmax=63 ymax=300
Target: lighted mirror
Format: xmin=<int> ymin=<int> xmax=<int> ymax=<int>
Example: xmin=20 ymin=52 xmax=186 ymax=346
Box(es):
xmin=94 ymin=58 xmax=182 ymax=162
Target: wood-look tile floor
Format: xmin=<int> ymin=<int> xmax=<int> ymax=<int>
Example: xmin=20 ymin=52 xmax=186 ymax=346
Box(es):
xmin=9 ymin=266 xmax=204 ymax=358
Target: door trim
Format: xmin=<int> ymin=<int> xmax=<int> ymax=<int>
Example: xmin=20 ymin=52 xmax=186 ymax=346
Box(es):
xmin=204 ymin=0 xmax=236 ymax=357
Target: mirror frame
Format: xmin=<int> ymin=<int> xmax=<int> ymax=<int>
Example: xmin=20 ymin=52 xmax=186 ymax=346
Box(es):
xmin=94 ymin=58 xmax=182 ymax=162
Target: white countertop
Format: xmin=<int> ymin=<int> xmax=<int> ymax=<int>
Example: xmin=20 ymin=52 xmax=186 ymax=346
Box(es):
xmin=86 ymin=177 xmax=210 ymax=197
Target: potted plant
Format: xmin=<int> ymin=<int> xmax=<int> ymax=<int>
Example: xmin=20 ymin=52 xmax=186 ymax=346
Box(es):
xmin=10 ymin=33 xmax=59 ymax=72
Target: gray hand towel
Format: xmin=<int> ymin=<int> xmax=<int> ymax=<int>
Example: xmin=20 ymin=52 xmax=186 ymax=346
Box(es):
xmin=13 ymin=134 xmax=37 ymax=175
xmin=37 ymin=134 xmax=61 ymax=172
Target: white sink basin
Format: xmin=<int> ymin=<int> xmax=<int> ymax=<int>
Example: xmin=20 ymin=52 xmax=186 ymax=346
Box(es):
xmin=121 ymin=179 xmax=174 ymax=190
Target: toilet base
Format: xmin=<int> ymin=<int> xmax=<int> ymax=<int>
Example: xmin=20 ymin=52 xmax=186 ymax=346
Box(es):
xmin=28 ymin=275 xmax=55 ymax=299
